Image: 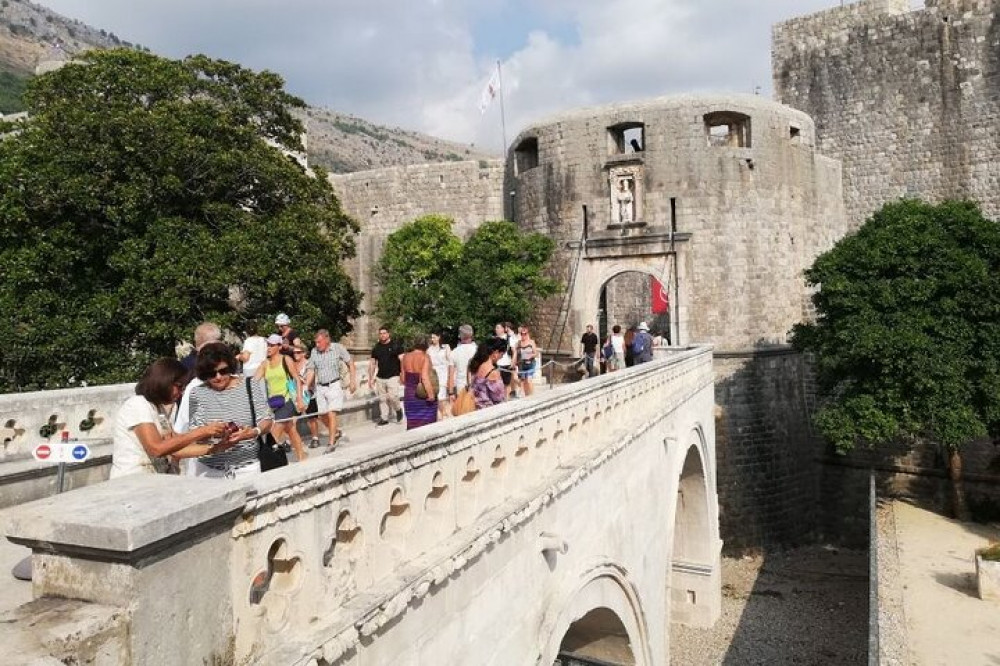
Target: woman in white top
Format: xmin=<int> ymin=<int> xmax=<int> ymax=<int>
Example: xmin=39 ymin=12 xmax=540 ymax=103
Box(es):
xmin=427 ymin=332 xmax=452 ymax=419
xmin=237 ymin=321 xmax=267 ymax=377
xmin=607 ymin=324 xmax=626 ymax=372
xmin=111 ymin=358 xmax=230 ymax=479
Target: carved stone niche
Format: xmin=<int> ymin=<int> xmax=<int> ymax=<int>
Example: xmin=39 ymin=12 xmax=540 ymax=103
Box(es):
xmin=608 ymin=165 xmax=644 ymax=230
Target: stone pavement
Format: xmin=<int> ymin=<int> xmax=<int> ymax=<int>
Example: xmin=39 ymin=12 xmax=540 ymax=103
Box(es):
xmin=887 ymin=500 xmax=1000 ymax=666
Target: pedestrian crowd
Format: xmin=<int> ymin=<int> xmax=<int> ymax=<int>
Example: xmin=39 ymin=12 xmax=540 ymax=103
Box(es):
xmin=110 ymin=316 xmax=546 ymax=481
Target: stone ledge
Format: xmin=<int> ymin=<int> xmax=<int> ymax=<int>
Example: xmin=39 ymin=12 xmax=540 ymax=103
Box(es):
xmin=1 ymin=474 xmax=247 ymax=558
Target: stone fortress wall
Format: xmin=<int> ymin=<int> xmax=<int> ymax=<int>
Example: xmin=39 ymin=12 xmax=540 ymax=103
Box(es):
xmin=327 ymin=95 xmax=848 ymax=549
xmin=328 ymin=160 xmax=505 ymax=346
xmin=502 ymin=94 xmax=847 ymax=548
xmin=774 ymin=0 xmax=1000 ymax=229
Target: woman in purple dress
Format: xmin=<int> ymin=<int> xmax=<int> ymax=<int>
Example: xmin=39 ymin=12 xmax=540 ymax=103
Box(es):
xmin=468 ymin=337 xmax=508 ymax=409
xmin=401 ymin=335 xmax=438 ymax=430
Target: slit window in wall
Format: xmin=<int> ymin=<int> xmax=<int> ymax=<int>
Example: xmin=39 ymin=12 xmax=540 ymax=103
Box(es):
xmin=607 ymin=122 xmax=645 ymax=155
xmin=789 ymin=125 xmax=802 ymax=144
xmin=514 ymin=137 xmax=539 ymax=175
xmin=704 ymin=111 xmax=751 ymax=148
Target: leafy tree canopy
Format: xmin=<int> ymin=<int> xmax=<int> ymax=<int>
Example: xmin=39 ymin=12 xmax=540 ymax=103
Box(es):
xmin=375 ymin=217 xmax=558 ymax=342
xmin=0 ymin=50 xmax=360 ymax=390
xmin=791 ymin=199 xmax=1000 ymax=454
xmin=0 ymin=71 xmax=28 ymax=114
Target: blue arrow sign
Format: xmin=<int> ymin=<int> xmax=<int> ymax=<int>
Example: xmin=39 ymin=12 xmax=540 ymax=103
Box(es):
xmin=71 ymin=444 xmax=89 ymax=461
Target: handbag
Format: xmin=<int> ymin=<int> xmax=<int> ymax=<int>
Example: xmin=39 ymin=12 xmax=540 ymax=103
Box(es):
xmin=246 ymin=378 xmax=288 ymax=472
xmin=452 ymin=387 xmax=476 ymax=416
xmin=415 ymin=370 xmax=440 ymax=400
xmin=602 ymin=340 xmax=614 ymax=360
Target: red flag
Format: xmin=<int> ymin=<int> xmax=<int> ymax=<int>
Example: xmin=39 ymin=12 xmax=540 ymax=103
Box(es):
xmin=651 ymin=276 xmax=669 ymax=314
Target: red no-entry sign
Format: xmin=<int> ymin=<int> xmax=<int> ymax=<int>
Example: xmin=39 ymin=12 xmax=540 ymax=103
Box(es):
xmin=33 ymin=443 xmax=52 ymax=460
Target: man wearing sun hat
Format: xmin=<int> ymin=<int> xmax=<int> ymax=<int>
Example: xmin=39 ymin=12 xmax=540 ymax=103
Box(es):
xmin=633 ymin=321 xmax=654 ymax=365
xmin=275 ymin=312 xmax=301 ymax=357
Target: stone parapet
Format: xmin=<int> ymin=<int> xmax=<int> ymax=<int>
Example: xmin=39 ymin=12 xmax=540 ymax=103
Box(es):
xmin=1 ymin=347 xmax=719 ymax=665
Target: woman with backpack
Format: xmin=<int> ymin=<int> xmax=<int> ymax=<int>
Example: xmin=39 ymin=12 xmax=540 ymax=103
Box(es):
xmin=255 ymin=334 xmax=307 ymax=462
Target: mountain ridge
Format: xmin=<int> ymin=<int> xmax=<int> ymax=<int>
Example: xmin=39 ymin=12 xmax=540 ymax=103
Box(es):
xmin=0 ymin=0 xmax=497 ymax=172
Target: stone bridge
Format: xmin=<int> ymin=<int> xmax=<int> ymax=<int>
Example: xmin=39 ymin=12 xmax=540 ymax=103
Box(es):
xmin=1 ymin=347 xmax=719 ymax=665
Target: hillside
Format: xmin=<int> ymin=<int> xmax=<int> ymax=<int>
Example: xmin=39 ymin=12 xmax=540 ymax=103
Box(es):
xmin=0 ymin=0 xmax=495 ymax=171
xmin=301 ymin=107 xmax=497 ymax=174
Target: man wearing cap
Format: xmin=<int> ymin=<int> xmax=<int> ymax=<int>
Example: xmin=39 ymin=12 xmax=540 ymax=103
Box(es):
xmin=275 ymin=313 xmax=301 ymax=357
xmin=632 ymin=321 xmax=654 ymax=365
xmin=303 ymin=329 xmax=356 ymax=450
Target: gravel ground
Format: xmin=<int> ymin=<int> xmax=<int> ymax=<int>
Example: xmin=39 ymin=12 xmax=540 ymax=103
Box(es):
xmin=670 ymin=546 xmax=868 ymax=665
xmin=874 ymin=502 xmax=907 ymax=666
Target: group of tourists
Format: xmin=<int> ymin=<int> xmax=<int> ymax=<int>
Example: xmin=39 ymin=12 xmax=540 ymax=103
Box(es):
xmin=367 ymin=322 xmax=539 ymax=431
xmin=110 ymin=315 xmax=539 ymax=480
xmin=578 ymin=321 xmax=660 ymax=378
xmin=111 ymin=314 xmax=356 ymax=480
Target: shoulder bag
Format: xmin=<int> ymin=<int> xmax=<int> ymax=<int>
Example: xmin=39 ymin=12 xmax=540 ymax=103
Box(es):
xmin=246 ymin=378 xmax=288 ymax=472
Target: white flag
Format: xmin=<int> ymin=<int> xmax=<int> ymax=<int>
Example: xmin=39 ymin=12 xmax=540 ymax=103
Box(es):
xmin=478 ymin=68 xmax=501 ymax=114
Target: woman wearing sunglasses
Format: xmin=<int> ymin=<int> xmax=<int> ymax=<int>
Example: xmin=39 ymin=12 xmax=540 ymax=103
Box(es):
xmin=189 ymin=342 xmax=274 ymax=478
xmin=254 ymin=334 xmax=307 ymax=462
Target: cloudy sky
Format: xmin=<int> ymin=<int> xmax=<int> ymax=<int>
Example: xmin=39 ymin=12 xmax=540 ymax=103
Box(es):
xmin=33 ymin=1 xmax=921 ymax=152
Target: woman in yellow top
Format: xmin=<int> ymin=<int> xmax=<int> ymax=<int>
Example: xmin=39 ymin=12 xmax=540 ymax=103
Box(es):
xmin=255 ymin=334 xmax=307 ymax=461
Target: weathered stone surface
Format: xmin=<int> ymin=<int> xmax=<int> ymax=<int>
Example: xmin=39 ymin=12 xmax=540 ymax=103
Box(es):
xmin=774 ymin=0 xmax=1000 ymax=229
xmin=0 ymin=474 xmax=245 ymax=554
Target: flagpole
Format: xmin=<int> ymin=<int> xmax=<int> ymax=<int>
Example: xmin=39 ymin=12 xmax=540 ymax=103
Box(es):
xmin=496 ymin=59 xmax=508 ymax=151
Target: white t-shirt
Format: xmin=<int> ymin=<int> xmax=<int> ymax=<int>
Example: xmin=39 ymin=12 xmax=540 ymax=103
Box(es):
xmin=499 ymin=333 xmax=519 ymax=367
xmin=241 ymin=335 xmax=267 ymax=377
xmin=450 ymin=342 xmax=478 ymax=391
xmin=611 ymin=335 xmax=625 ymax=354
xmin=111 ymin=395 xmax=171 ymax=479
xmin=173 ymin=378 xmax=204 ymax=434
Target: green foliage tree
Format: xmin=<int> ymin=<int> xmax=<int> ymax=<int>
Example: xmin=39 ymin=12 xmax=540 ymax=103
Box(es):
xmin=374 ymin=215 xmax=463 ymax=341
xmin=791 ymin=199 xmax=1000 ymax=519
xmin=374 ymin=218 xmax=557 ymax=343
xmin=0 ymin=71 xmax=28 ymax=113
xmin=0 ymin=50 xmax=360 ymax=390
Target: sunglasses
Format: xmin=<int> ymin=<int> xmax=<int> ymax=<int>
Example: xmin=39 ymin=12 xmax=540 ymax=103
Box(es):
xmin=293 ymin=350 xmax=305 ymax=356
xmin=202 ymin=367 xmax=233 ymax=380
xmin=267 ymin=343 xmax=281 ymax=347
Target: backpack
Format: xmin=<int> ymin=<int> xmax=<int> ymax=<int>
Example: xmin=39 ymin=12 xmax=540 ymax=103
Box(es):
xmin=631 ymin=334 xmax=646 ymax=357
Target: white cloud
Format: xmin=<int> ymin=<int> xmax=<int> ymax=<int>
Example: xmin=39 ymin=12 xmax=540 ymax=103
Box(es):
xmin=32 ymin=0 xmax=844 ymax=152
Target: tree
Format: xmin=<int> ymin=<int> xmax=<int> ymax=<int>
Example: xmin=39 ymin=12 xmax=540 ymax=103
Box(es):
xmin=0 ymin=50 xmax=360 ymax=390
xmin=791 ymin=199 xmax=1000 ymax=519
xmin=374 ymin=218 xmax=557 ymax=343
xmin=374 ymin=215 xmax=463 ymax=341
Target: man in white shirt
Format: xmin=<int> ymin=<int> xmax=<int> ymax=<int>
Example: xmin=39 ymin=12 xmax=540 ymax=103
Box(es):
xmin=174 ymin=321 xmax=222 ymax=435
xmin=237 ymin=321 xmax=267 ymax=377
xmin=448 ymin=324 xmax=478 ymax=401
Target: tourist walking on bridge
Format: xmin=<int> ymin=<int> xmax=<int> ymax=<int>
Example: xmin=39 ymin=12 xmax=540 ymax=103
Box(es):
xmin=303 ymin=329 xmax=356 ymax=450
xmin=369 ymin=326 xmax=404 ymax=426
xmin=255 ymin=335 xmax=307 ymax=462
xmin=427 ymin=332 xmax=452 ymax=419
xmin=448 ymin=324 xmax=478 ymax=403
xmin=111 ymin=358 xmax=230 ymax=478
xmin=189 ymin=343 xmax=274 ymax=478
xmin=516 ymin=325 xmax=537 ymax=397
xmin=632 ymin=322 xmax=654 ymax=364
xmin=401 ymin=335 xmax=438 ymax=430
xmin=580 ymin=324 xmax=600 ymax=377
xmin=606 ymin=325 xmax=626 ymax=372
xmin=469 ymin=337 xmax=508 ymax=409
xmin=291 ymin=339 xmax=320 ymax=448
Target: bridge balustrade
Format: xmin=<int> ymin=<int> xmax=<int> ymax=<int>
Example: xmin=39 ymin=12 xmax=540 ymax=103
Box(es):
xmin=1 ymin=346 xmax=718 ymax=666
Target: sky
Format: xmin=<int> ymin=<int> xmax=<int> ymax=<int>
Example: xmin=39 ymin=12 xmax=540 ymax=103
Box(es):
xmin=33 ymin=1 xmax=922 ymax=153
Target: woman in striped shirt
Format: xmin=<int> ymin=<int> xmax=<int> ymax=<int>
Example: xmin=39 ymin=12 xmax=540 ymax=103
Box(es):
xmin=189 ymin=342 xmax=274 ymax=478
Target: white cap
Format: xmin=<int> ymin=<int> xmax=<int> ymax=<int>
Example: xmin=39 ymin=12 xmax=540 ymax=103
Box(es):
xmin=638 ymin=321 xmax=649 ymax=331
xmin=275 ymin=313 xmax=291 ymax=326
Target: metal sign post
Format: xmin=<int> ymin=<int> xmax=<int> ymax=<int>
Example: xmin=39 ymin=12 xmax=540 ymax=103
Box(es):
xmin=12 ymin=431 xmax=91 ymax=581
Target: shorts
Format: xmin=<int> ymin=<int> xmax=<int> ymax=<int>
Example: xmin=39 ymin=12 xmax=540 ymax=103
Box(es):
xmin=315 ymin=382 xmax=345 ymax=414
xmin=305 ymin=396 xmax=318 ymax=415
xmin=518 ymin=360 xmax=535 ymax=379
xmin=498 ymin=364 xmax=513 ymax=386
xmin=272 ymin=400 xmax=298 ymax=421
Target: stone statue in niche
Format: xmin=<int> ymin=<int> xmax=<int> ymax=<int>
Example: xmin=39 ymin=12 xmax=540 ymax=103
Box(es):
xmin=615 ymin=177 xmax=635 ymax=224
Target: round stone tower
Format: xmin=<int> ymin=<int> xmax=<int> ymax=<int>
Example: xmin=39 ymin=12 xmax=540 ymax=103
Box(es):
xmin=505 ymin=94 xmax=848 ymax=548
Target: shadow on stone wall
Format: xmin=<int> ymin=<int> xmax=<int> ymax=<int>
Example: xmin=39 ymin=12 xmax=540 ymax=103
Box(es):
xmin=713 ymin=344 xmax=823 ymax=552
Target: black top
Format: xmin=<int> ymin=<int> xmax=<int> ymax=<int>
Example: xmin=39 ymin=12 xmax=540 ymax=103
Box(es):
xmin=280 ymin=327 xmax=301 ymax=358
xmin=580 ymin=332 xmax=599 ymax=354
xmin=371 ymin=339 xmax=404 ymax=378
